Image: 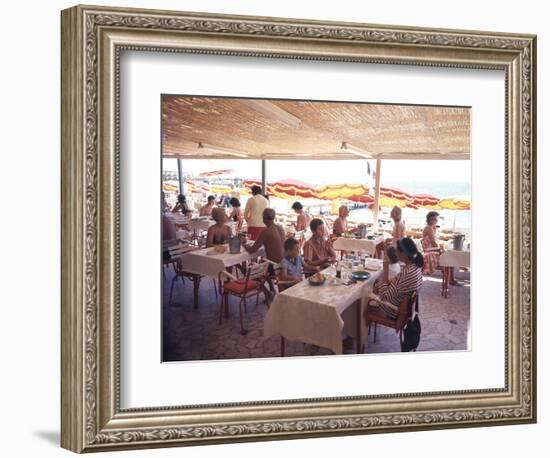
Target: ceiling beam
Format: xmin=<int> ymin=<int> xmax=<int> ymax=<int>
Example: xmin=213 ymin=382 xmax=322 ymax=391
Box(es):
xmin=238 ymin=100 xmax=302 ymax=129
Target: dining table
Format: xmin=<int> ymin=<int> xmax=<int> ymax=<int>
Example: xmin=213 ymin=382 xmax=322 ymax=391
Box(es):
xmin=439 ymin=247 xmax=470 ymax=298
xmin=332 ymin=234 xmax=385 ymax=257
xmin=179 ymin=244 xmax=265 ymax=308
xmin=264 ymin=260 xmax=383 ymax=355
xmin=187 ymin=217 xmax=216 ymax=232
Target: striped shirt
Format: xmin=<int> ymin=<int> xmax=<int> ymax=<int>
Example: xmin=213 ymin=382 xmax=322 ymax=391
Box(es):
xmin=378 ymin=263 xmax=423 ymax=308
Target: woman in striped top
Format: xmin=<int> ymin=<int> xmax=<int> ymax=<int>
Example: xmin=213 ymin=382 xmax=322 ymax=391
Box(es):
xmin=370 ymin=237 xmax=424 ymax=319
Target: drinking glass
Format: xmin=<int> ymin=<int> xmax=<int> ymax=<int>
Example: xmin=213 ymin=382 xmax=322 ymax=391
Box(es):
xmin=341 ymin=268 xmax=350 ymax=284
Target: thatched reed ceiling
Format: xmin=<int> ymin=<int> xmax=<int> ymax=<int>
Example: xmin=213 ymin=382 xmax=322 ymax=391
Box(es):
xmin=162 ymin=96 xmax=470 ymax=160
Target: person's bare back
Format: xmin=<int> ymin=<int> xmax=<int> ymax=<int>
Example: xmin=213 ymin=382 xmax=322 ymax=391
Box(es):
xmin=247 ymin=222 xmax=285 ymax=263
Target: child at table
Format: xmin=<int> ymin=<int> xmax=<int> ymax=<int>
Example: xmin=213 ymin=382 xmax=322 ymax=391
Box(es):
xmin=278 ymin=238 xmax=318 ymax=291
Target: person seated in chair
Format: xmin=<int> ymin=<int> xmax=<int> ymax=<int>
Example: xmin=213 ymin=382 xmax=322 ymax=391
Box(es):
xmin=199 ymin=195 xmax=216 ymax=217
xmin=333 ymin=205 xmax=355 ymax=237
xmin=365 ymin=237 xmax=423 ymax=321
xmin=244 ymin=208 xmax=286 ymax=299
xmin=303 ymin=218 xmax=337 ymax=270
xmin=206 ymin=208 xmax=231 ymax=247
xmin=172 ymin=194 xmax=192 ymax=215
xmin=278 ymin=238 xmax=319 ymax=290
xmin=244 ymin=208 xmax=285 ymax=264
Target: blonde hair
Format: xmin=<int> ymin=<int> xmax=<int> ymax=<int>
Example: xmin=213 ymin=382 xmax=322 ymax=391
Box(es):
xmin=211 ymin=207 xmax=227 ymax=223
xmin=338 ymin=205 xmax=348 ymax=217
xmin=391 ymin=206 xmax=402 ymax=220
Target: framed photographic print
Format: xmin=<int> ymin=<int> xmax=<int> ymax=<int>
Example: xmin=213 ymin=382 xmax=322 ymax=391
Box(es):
xmin=61 ymin=4 xmax=537 ymax=453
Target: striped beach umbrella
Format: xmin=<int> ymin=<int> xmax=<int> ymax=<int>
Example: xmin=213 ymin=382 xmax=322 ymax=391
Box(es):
xmin=409 ymin=193 xmax=440 ymax=209
xmin=438 ymin=196 xmax=471 ymax=210
xmin=313 ymin=183 xmax=370 ymax=200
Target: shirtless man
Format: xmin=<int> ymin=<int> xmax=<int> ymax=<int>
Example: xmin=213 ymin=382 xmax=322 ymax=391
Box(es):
xmin=244 ymin=208 xmax=285 ymax=263
xmin=199 ymin=195 xmax=216 ymax=217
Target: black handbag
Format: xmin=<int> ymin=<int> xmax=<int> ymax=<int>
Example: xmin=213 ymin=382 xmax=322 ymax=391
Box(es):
xmin=401 ymin=293 xmax=421 ymax=352
xmin=401 ymin=314 xmax=421 ymax=352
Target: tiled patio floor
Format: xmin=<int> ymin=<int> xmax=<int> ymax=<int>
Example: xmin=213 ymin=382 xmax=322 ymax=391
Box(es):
xmin=162 ymin=268 xmax=470 ymax=361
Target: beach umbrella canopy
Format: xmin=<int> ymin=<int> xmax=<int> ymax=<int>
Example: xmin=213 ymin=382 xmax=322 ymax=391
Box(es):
xmin=184 ymin=179 xmax=210 ymax=193
xmin=374 ymin=186 xmax=414 ymax=208
xmin=437 ymin=196 xmax=471 ymax=210
xmin=211 ymin=184 xmax=232 ymax=194
xmin=243 ymin=178 xmax=316 ymax=199
xmin=162 ymin=180 xmax=179 ymax=193
xmin=409 ymin=193 xmax=440 ymax=209
xmin=314 ymin=183 xmax=370 ymax=200
xmin=242 ymin=178 xmax=271 ymax=195
xmin=348 ymin=194 xmax=374 ymax=204
xmin=271 ymin=179 xmax=316 ymax=199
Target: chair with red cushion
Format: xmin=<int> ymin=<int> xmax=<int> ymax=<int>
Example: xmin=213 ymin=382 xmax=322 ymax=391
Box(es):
xmin=219 ymin=261 xmax=270 ymax=335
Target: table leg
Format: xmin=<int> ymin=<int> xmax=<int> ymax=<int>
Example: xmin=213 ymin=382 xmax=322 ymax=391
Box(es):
xmin=441 ymin=267 xmax=445 ymax=297
xmin=193 ymin=276 xmax=200 ymax=309
xmin=356 ymin=300 xmax=363 ymax=354
xmin=445 ymin=267 xmax=449 ymax=298
xmin=281 ymin=337 xmax=285 ymax=357
xmin=442 ymin=267 xmax=449 ymax=299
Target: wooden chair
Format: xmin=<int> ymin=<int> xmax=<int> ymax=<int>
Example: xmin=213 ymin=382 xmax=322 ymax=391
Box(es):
xmin=190 ymin=230 xmax=208 ymax=248
xmin=262 ymin=258 xmax=298 ymax=293
xmin=219 ymin=261 xmax=270 ymax=335
xmin=420 ymin=237 xmax=442 ymax=255
xmin=162 ymin=238 xmax=180 ymax=280
xmin=166 ymin=243 xmax=218 ymax=307
xmin=363 ymin=291 xmax=419 ymax=349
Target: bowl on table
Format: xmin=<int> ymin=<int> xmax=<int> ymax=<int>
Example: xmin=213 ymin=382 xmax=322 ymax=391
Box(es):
xmin=308 ymin=272 xmax=326 ymax=286
xmin=351 ymin=270 xmax=371 ymax=281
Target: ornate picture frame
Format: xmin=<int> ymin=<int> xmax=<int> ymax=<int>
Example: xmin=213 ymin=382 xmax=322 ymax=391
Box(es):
xmin=61 ymin=4 xmax=536 ymax=453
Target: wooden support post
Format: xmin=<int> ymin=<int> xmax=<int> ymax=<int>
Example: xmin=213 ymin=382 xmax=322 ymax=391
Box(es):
xmin=373 ymin=158 xmax=381 ymax=229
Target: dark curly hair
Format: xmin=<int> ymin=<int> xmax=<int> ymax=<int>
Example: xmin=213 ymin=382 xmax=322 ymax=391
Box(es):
xmin=397 ymin=237 xmax=424 ymax=269
xmin=309 ymin=218 xmax=324 ymax=232
xmin=426 ymin=211 xmax=439 ymax=225
xmin=229 ymin=197 xmax=241 ymax=208
xmin=284 ymin=237 xmax=299 ymax=251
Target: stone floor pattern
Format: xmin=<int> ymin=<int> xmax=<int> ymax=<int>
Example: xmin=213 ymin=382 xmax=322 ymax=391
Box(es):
xmin=162 ymin=269 xmax=470 ymax=361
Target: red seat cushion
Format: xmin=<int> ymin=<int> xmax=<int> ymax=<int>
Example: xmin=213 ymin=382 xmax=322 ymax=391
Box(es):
xmin=223 ymin=279 xmax=261 ymax=294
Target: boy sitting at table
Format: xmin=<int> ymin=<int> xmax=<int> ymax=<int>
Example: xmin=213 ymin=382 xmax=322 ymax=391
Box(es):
xmin=277 ymin=238 xmax=319 ymax=291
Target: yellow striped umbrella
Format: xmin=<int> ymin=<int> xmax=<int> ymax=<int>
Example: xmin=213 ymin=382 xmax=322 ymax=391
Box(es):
xmin=437 ymin=196 xmax=471 ymax=210
xmin=314 ymin=183 xmax=370 ymax=200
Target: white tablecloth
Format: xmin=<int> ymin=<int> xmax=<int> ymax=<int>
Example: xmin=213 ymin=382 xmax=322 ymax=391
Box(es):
xmin=333 ymin=236 xmax=385 ymax=256
xmin=165 ymin=213 xmax=190 ymax=225
xmin=180 ymin=245 xmax=265 ymax=278
xmin=439 ymin=249 xmax=470 ymax=268
xmin=188 ymin=218 xmax=216 ymax=232
xmin=264 ymin=267 xmax=381 ymax=354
